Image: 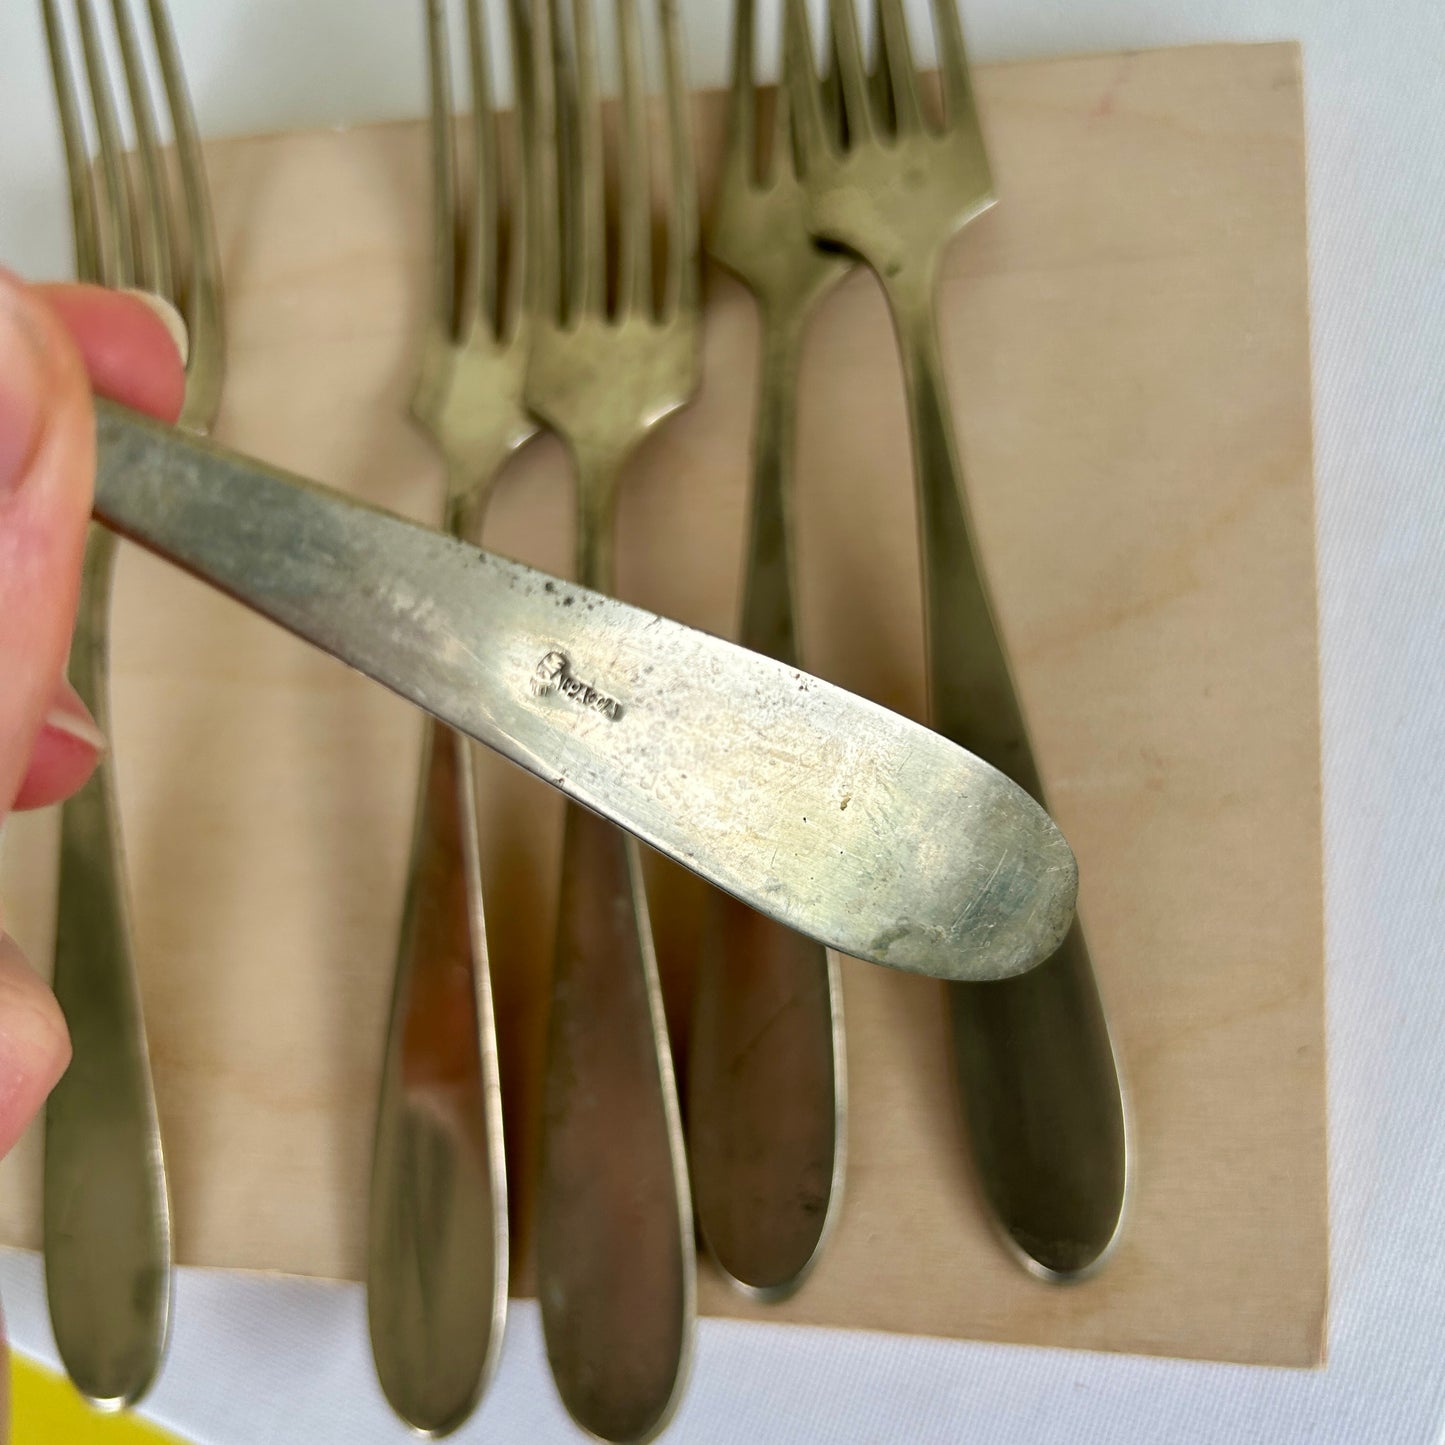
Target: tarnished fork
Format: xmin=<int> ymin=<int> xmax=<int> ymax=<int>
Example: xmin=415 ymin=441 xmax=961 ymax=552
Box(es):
xmin=689 ymin=0 xmax=852 ymax=1299
xmin=39 ymin=0 xmax=223 ymax=1406
xmin=525 ymin=0 xmax=700 ymax=1438
xmin=365 ymin=0 xmax=536 ymax=1435
xmin=783 ymin=0 xmax=1127 ymax=1278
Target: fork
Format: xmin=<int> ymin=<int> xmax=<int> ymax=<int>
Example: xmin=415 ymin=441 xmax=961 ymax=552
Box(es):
xmin=39 ymin=0 xmax=223 ymax=1405
xmin=525 ymin=0 xmax=699 ymax=1437
xmin=688 ymin=0 xmax=851 ymax=1299
xmin=783 ymin=0 xmax=1128 ymax=1278
xmin=365 ymin=1 xmax=535 ymax=1435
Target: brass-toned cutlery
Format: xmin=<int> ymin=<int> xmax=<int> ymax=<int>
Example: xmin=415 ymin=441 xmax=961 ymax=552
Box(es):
xmin=95 ymin=402 xmax=1079 ymax=981
xmin=366 ymin=0 xmax=534 ymax=1433
xmin=783 ymin=0 xmax=1127 ymax=1277
xmin=95 ymin=401 xmax=1079 ymax=1417
xmin=523 ymin=0 xmax=699 ymax=1436
xmin=40 ymin=0 xmax=223 ymax=1405
xmin=689 ymin=0 xmax=852 ymax=1298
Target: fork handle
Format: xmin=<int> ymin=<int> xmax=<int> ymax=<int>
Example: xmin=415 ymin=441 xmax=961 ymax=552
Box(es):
xmin=367 ymin=716 xmax=508 ymax=1434
xmin=537 ymin=804 xmax=693 ymax=1443
xmin=537 ymin=448 xmax=693 ymax=1443
xmin=688 ymin=310 xmax=845 ymax=1296
xmin=889 ymin=272 xmax=1127 ymax=1276
xmin=44 ymin=527 xmax=171 ymax=1408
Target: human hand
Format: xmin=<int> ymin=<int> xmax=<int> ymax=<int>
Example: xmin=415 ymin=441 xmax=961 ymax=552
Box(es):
xmin=0 ymin=268 xmax=185 ymax=1158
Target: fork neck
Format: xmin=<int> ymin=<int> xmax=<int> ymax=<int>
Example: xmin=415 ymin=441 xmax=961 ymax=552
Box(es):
xmin=875 ymin=248 xmax=946 ymax=360
xmin=756 ymin=295 xmax=811 ymax=372
xmin=570 ymin=441 xmax=628 ymax=593
xmin=443 ymin=489 xmax=485 ymax=549
xmin=876 ymin=252 xmax=960 ymax=453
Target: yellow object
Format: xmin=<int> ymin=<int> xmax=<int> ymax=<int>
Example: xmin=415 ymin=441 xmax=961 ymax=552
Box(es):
xmin=9 ymin=1354 xmax=189 ymax=1445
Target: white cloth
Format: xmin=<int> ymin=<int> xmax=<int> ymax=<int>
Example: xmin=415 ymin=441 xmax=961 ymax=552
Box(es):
xmin=2 ymin=1 xmax=1443 ymax=1441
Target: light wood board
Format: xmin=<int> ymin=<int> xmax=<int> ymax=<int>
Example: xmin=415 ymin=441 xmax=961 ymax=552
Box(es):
xmin=0 ymin=41 xmax=1326 ymax=1367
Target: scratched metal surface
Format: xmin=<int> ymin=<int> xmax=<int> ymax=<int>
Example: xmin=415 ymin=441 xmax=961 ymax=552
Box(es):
xmin=92 ymin=402 xmax=1077 ymax=985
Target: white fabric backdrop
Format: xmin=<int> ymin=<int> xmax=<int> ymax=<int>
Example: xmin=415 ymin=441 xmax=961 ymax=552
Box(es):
xmin=2 ymin=1 xmax=1443 ymax=1441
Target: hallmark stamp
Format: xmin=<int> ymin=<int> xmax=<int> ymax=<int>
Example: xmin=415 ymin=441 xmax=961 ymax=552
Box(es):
xmin=531 ymin=650 xmax=622 ymax=719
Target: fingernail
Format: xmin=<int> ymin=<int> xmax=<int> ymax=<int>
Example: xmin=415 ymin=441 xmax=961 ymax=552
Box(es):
xmin=122 ymin=288 xmax=190 ymax=365
xmin=42 ymin=681 xmax=107 ymax=757
xmin=0 ymin=290 xmax=46 ymax=500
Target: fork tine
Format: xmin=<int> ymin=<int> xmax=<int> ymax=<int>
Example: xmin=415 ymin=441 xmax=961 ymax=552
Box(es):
xmin=110 ymin=0 xmax=172 ymax=297
xmin=658 ymin=0 xmax=696 ymax=318
xmin=462 ymin=0 xmax=500 ymax=340
xmin=41 ymin=0 xmax=103 ymax=284
xmin=545 ymin=0 xmax=578 ymax=319
xmin=546 ymin=0 xmax=584 ymax=321
xmin=768 ymin=31 xmax=795 ymax=183
xmin=614 ymin=0 xmax=650 ymax=316
xmin=781 ymin=0 xmax=828 ymax=175
xmin=874 ymin=0 xmax=924 ymax=136
xmin=825 ymin=0 xmax=872 ymax=145
xmin=929 ymin=0 xmax=977 ymax=128
xmin=568 ymin=0 xmax=606 ymax=318
xmin=421 ymin=0 xmax=458 ymax=339
xmin=76 ymin=0 xmax=135 ymax=287
xmin=532 ymin=0 xmax=561 ymax=323
xmin=149 ymin=0 xmax=223 ymax=406
xmin=721 ymin=0 xmax=755 ymax=182
xmin=503 ymin=0 xmax=532 ymax=337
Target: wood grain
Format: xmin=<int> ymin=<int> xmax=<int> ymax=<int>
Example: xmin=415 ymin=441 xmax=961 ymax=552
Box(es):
xmin=0 ymin=42 xmax=1325 ymax=1367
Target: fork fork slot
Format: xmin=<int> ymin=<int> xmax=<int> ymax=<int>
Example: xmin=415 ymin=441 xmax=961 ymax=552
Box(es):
xmin=782 ymin=0 xmax=833 ymax=169
xmin=872 ymin=0 xmax=925 ymax=136
xmin=73 ymin=0 xmax=136 ymax=285
xmin=927 ymin=0 xmax=977 ymax=125
xmin=614 ymin=0 xmax=651 ymax=315
xmin=146 ymin=0 xmax=224 ymax=413
xmin=722 ymin=0 xmax=757 ymax=183
xmin=422 ymin=0 xmax=462 ymax=339
xmin=657 ymin=0 xmax=696 ymax=318
xmin=41 ymin=0 xmax=101 ymax=279
xmin=109 ymin=0 xmax=173 ymax=294
xmin=825 ymin=0 xmax=874 ymax=143
xmin=461 ymin=0 xmax=503 ymax=341
xmin=550 ymin=0 xmax=608 ymax=320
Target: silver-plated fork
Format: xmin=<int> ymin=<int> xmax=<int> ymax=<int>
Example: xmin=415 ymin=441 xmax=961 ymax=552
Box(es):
xmin=40 ymin=0 xmax=223 ymax=1406
xmin=784 ymin=0 xmax=1127 ymax=1278
xmin=525 ymin=0 xmax=700 ymax=1438
xmin=689 ymin=0 xmax=851 ymax=1299
xmin=365 ymin=1 xmax=535 ymax=1435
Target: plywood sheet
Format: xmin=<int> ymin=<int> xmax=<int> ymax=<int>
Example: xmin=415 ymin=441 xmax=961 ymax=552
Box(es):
xmin=0 ymin=42 xmax=1325 ymax=1367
